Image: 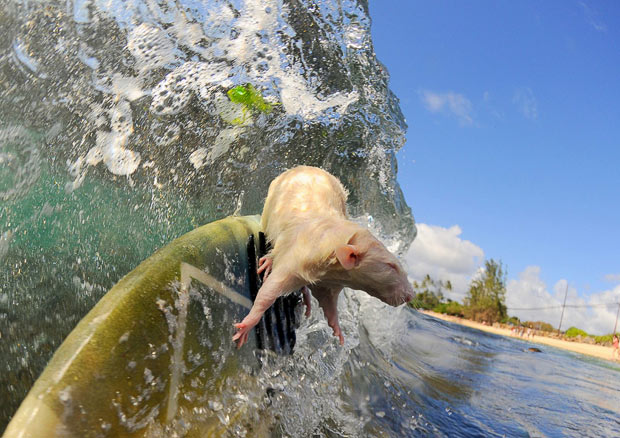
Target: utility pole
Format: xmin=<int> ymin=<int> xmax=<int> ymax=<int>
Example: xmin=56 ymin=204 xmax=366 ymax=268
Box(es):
xmin=613 ymin=302 xmax=620 ymax=335
xmin=557 ymin=283 xmax=568 ymax=335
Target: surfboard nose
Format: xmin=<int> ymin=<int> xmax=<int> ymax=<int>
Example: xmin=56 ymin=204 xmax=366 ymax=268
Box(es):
xmin=3 ymin=216 xmax=303 ymax=438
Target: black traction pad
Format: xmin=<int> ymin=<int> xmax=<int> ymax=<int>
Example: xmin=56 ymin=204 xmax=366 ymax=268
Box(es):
xmin=246 ymin=232 xmax=301 ymax=355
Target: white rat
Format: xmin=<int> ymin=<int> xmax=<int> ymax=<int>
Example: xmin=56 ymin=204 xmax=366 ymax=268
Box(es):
xmin=233 ymin=166 xmax=414 ymax=347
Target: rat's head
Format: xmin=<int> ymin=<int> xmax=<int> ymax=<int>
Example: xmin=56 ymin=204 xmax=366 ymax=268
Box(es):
xmin=333 ymin=229 xmax=414 ymax=306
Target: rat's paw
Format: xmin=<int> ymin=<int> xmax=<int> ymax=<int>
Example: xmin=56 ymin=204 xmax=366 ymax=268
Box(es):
xmin=257 ymin=256 xmax=273 ymax=280
xmin=333 ymin=326 xmax=345 ymax=346
xmin=233 ymin=315 xmax=261 ymax=348
xmin=329 ymin=321 xmax=345 ymax=346
xmin=233 ymin=322 xmax=252 ymax=348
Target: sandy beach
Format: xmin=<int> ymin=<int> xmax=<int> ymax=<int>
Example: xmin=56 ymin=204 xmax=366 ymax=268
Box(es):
xmin=420 ymin=310 xmax=620 ymax=364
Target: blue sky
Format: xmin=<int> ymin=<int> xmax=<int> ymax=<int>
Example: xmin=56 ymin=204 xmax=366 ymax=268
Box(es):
xmin=369 ymin=1 xmax=620 ymax=333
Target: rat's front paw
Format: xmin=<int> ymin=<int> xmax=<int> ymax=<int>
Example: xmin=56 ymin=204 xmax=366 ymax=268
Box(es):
xmin=257 ymin=256 xmax=273 ymax=280
xmin=233 ymin=322 xmax=251 ymax=348
xmin=233 ymin=315 xmax=261 ymax=348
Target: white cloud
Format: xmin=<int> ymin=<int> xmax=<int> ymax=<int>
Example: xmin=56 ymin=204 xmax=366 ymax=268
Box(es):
xmin=512 ymin=87 xmax=538 ymax=120
xmin=404 ymin=223 xmax=484 ymax=301
xmin=604 ymin=273 xmax=620 ymax=283
xmin=507 ymin=266 xmax=620 ymax=335
xmin=404 ymin=223 xmax=620 ymax=335
xmin=420 ymin=90 xmax=474 ymax=125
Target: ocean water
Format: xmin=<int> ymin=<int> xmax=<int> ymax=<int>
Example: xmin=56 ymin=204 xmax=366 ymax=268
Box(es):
xmin=250 ymin=291 xmax=620 ymax=437
xmin=1 ymin=0 xmax=619 ymax=436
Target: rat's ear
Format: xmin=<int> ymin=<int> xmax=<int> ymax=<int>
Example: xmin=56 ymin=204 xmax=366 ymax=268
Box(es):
xmin=335 ymin=245 xmax=360 ymax=270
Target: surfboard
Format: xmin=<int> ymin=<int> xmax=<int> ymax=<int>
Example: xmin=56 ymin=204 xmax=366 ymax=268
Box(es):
xmin=3 ymin=215 xmax=300 ymax=438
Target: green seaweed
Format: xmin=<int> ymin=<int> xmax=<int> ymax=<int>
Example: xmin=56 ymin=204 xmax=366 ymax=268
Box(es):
xmin=226 ymin=84 xmax=276 ymax=124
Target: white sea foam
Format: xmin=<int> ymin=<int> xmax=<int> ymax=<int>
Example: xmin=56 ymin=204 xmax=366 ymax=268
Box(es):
xmin=72 ymin=0 xmax=360 ymax=176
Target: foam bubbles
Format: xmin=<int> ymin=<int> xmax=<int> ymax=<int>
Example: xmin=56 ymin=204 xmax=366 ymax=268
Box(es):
xmin=77 ymin=100 xmax=141 ymax=176
xmin=103 ymin=145 xmax=141 ymax=176
xmin=152 ymin=122 xmax=181 ymax=148
xmin=127 ymin=24 xmax=176 ymax=72
xmin=189 ymin=148 xmax=208 ymax=170
xmin=213 ymin=94 xmax=248 ymax=125
xmin=188 ymin=127 xmax=240 ymax=169
xmin=143 ymin=0 xmax=358 ymax=124
xmin=210 ymin=128 xmax=239 ymax=161
xmin=63 ymin=0 xmax=364 ymax=178
xmin=150 ymin=62 xmax=230 ymax=116
xmin=111 ymin=74 xmax=145 ymax=102
xmin=0 ymin=126 xmax=41 ymax=201
xmin=94 ymin=131 xmax=141 ymax=176
xmin=150 ymin=62 xmax=201 ymax=115
xmin=86 ymin=146 xmax=103 ymax=166
xmin=11 ymin=38 xmax=47 ymax=79
xmin=110 ymin=100 xmax=133 ymax=136
xmin=2 ymin=0 xmax=410 ymax=248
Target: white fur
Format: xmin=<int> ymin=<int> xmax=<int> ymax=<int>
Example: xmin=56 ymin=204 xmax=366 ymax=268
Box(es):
xmin=233 ymin=166 xmax=413 ymax=347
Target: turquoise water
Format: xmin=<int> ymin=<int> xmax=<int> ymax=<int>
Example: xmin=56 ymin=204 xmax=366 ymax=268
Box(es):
xmin=2 ymin=1 xmax=619 ymax=436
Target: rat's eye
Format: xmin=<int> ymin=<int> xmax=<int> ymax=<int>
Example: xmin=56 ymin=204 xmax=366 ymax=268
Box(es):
xmin=387 ymin=263 xmax=398 ymax=272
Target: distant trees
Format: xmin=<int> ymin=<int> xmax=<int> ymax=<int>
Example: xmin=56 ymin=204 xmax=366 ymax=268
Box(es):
xmin=565 ymin=327 xmax=588 ymax=338
xmin=409 ymin=259 xmax=507 ymax=324
xmin=463 ymin=259 xmax=507 ymax=324
xmin=433 ymin=300 xmax=465 ymax=317
xmin=561 ymin=327 xmax=617 ymax=345
xmin=522 ymin=320 xmax=555 ymax=332
xmin=410 ymin=263 xmax=618 ymax=346
xmin=410 ymin=274 xmax=452 ymax=310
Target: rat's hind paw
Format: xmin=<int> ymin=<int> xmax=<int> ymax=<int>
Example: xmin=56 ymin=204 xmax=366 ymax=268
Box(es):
xmin=331 ymin=323 xmax=345 ymax=346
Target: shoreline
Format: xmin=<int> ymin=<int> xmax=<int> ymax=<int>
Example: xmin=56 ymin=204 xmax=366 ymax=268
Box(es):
xmin=420 ymin=310 xmax=620 ymax=364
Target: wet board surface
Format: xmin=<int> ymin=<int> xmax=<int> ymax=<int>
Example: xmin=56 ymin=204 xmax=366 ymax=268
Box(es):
xmin=4 ymin=215 xmax=299 ymax=438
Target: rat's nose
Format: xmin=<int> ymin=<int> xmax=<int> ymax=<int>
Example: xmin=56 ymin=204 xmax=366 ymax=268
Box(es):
xmin=402 ymin=283 xmax=414 ymax=304
xmin=390 ymin=288 xmax=413 ymax=306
